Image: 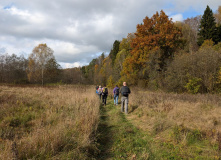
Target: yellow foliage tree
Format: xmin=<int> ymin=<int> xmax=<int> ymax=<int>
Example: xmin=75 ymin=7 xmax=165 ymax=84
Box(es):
xmin=107 ymin=75 xmax=114 ymax=88
xmin=217 ymin=67 xmax=221 ymax=84
xmin=27 ymin=44 xmax=55 ymax=85
xmin=214 ymin=6 xmax=221 ymax=25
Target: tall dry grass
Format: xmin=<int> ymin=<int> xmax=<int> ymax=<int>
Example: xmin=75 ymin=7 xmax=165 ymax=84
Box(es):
xmin=0 ymin=85 xmax=100 ymax=159
xmin=128 ymin=89 xmax=221 ymax=158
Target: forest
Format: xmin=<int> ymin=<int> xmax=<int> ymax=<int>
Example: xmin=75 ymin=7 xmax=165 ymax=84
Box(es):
xmin=1 ymin=5 xmax=221 ymax=94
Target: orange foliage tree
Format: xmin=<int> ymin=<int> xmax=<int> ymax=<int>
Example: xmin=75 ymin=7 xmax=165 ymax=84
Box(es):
xmin=214 ymin=6 xmax=221 ymax=25
xmin=121 ymin=10 xmax=182 ymax=85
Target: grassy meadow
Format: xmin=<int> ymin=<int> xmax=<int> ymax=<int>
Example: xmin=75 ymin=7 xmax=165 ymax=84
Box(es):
xmin=128 ymin=89 xmax=221 ymax=159
xmin=0 ymin=85 xmax=99 ymax=159
xmin=1 ymin=85 xmax=221 ymax=159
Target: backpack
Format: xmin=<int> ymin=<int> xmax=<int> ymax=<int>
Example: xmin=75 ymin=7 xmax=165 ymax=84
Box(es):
xmin=121 ymin=86 xmax=129 ymax=97
xmin=98 ymin=88 xmax=102 ymax=94
xmin=102 ymin=87 xmax=108 ymax=95
xmin=115 ymin=88 xmax=119 ymax=95
xmin=122 ymin=92 xmax=128 ymax=97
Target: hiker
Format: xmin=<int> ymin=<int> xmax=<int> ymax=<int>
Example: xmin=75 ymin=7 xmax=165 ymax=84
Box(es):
xmin=102 ymin=85 xmax=108 ymax=106
xmin=120 ymin=82 xmax=131 ymax=114
xmin=97 ymin=85 xmax=102 ymax=100
xmin=113 ymin=85 xmax=119 ymax=105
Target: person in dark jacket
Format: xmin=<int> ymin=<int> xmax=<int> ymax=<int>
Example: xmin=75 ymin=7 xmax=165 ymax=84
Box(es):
xmin=120 ymin=82 xmax=131 ymax=114
xmin=102 ymin=85 xmax=108 ymax=106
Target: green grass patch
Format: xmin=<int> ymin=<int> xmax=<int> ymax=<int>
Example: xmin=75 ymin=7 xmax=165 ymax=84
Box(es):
xmin=97 ymin=98 xmax=155 ymax=159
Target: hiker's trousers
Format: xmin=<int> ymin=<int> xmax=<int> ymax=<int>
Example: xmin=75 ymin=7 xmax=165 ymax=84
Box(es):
xmin=121 ymin=96 xmax=129 ymax=114
xmin=114 ymin=94 xmax=119 ymax=105
xmin=102 ymin=95 xmax=107 ymax=105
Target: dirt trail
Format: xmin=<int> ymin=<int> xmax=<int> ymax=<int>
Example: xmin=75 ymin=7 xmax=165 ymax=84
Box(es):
xmin=96 ymin=99 xmax=155 ymax=160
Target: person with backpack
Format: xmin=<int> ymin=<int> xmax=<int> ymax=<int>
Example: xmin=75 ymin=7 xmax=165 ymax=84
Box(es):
xmin=102 ymin=85 xmax=108 ymax=106
xmin=120 ymin=82 xmax=131 ymax=114
xmin=113 ymin=85 xmax=119 ymax=105
xmin=97 ymin=85 xmax=102 ymax=100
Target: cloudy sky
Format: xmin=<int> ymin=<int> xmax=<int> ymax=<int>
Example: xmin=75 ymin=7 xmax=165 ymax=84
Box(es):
xmin=0 ymin=0 xmax=220 ymax=68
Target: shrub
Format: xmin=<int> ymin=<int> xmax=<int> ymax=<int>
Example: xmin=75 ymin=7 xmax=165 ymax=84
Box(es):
xmin=185 ymin=77 xmax=202 ymax=94
xmin=165 ymin=44 xmax=221 ymax=93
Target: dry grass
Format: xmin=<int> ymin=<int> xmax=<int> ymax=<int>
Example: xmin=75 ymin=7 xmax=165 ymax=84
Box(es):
xmin=0 ymin=85 xmax=99 ymax=159
xmin=128 ymin=89 xmax=221 ymax=158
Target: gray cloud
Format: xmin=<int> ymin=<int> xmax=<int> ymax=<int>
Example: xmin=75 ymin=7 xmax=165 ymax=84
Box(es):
xmin=0 ymin=0 xmax=220 ymax=67
xmin=0 ymin=47 xmax=6 ymax=54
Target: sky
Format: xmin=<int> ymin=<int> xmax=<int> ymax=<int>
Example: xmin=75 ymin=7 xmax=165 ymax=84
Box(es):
xmin=0 ymin=0 xmax=220 ymax=68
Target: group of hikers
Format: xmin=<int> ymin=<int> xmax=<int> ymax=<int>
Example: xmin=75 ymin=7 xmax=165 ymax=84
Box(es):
xmin=96 ymin=82 xmax=131 ymax=114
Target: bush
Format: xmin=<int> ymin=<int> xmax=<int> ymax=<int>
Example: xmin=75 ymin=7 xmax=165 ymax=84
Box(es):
xmin=185 ymin=77 xmax=202 ymax=94
xmin=165 ymin=44 xmax=221 ymax=93
xmin=14 ymin=79 xmax=29 ymax=84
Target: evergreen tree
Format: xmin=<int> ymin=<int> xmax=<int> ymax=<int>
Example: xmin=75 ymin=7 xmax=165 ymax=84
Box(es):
xmin=198 ymin=5 xmax=219 ymax=46
xmin=218 ymin=25 xmax=221 ymax=43
xmin=109 ymin=40 xmax=120 ymax=65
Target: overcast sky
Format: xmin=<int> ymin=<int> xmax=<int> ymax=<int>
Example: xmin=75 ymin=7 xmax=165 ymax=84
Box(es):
xmin=0 ymin=0 xmax=220 ymax=68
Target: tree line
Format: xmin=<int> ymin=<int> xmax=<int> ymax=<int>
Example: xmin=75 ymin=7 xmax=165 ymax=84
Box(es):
xmin=82 ymin=5 xmax=221 ymax=93
xmin=1 ymin=5 xmax=221 ymax=93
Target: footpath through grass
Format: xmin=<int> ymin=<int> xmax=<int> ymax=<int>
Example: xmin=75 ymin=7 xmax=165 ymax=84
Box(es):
xmin=96 ymin=98 xmax=156 ymax=160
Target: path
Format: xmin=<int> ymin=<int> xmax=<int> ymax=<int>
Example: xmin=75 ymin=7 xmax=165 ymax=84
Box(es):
xmin=96 ymin=98 xmax=156 ymax=160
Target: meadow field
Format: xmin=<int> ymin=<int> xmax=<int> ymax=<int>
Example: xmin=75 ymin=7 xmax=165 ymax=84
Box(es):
xmin=0 ymin=85 xmax=99 ymax=159
xmin=1 ymin=85 xmax=221 ymax=159
xmin=128 ymin=89 xmax=221 ymax=159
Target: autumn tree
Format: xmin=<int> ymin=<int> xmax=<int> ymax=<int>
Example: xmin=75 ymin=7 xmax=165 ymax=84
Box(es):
xmin=214 ymin=6 xmax=221 ymax=25
xmin=113 ymin=34 xmax=135 ymax=82
xmin=107 ymin=75 xmax=114 ymax=88
xmin=99 ymin=56 xmax=112 ymax=85
xmin=93 ymin=53 xmax=105 ymax=84
xmin=27 ymin=44 xmax=58 ymax=85
xmin=197 ymin=5 xmax=219 ymax=45
xmin=113 ymin=49 xmax=127 ymax=82
xmin=81 ymin=53 xmax=106 ymax=85
xmin=121 ymin=10 xmax=182 ymax=85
